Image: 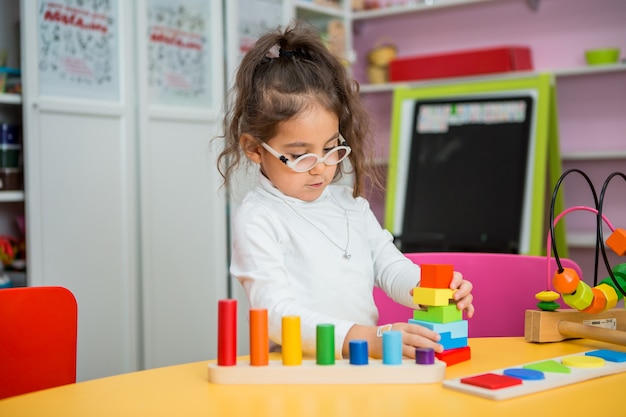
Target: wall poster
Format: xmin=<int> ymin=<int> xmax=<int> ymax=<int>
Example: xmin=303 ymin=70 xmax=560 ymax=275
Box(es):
xmin=38 ymin=0 xmax=120 ymax=101
xmin=146 ymin=0 xmax=212 ymax=107
xmin=237 ymin=0 xmax=282 ymax=60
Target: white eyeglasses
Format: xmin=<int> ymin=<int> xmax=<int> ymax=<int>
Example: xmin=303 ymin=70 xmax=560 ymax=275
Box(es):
xmin=260 ymin=135 xmax=351 ymax=173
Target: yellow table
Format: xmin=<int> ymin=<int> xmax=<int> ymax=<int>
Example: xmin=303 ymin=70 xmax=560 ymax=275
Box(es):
xmin=1 ymin=338 xmax=625 ymax=416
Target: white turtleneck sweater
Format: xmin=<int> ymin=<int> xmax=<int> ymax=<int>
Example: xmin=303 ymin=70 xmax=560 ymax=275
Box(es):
xmin=230 ymin=173 xmax=422 ymax=358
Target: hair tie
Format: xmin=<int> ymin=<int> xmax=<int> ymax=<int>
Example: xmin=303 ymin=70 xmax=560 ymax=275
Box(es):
xmin=279 ymin=48 xmax=295 ymax=59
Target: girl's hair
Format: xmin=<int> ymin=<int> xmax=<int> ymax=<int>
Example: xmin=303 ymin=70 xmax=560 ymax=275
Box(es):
xmin=217 ymin=20 xmax=379 ymax=198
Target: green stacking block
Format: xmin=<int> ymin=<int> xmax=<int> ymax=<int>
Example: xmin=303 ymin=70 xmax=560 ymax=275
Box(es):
xmin=413 ymin=304 xmax=462 ymax=323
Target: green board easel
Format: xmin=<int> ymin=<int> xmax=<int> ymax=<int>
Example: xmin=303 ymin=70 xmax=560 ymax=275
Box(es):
xmin=385 ymin=73 xmax=567 ymax=257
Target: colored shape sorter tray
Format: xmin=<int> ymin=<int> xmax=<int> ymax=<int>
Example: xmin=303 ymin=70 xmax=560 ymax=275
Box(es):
xmin=208 ymin=358 xmax=446 ymax=384
xmin=443 ymin=349 xmax=626 ymax=400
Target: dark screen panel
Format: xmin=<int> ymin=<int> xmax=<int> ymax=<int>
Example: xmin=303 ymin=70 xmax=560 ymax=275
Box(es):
xmin=400 ymin=95 xmax=534 ymax=253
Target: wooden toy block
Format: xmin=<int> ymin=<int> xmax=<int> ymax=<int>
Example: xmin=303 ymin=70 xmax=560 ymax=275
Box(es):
xmin=208 ymin=358 xmax=446 ymax=384
xmin=409 ymin=319 xmax=468 ymax=339
xmin=435 ymin=346 xmax=471 ymax=366
xmin=413 ymin=287 xmax=455 ymax=306
xmin=460 ymin=373 xmax=522 ymax=389
xmin=419 ymin=264 xmax=454 ymax=289
xmin=438 ymin=332 xmax=468 ymax=350
xmin=414 ymin=304 xmax=462 ymax=323
xmin=444 ymin=349 xmax=626 ymax=400
xmin=606 ymin=228 xmax=626 ymax=256
xmin=524 ymin=308 xmax=626 ymax=343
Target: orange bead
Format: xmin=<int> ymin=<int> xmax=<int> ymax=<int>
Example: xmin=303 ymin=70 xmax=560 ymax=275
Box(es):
xmin=552 ymin=268 xmax=580 ymax=294
xmin=582 ymin=287 xmax=607 ymax=314
xmin=595 ymin=283 xmax=618 ymax=310
xmin=606 ymin=228 xmax=626 ymax=256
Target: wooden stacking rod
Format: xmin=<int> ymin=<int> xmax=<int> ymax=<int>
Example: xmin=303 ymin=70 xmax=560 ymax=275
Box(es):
xmin=525 ymin=308 xmax=626 ymax=344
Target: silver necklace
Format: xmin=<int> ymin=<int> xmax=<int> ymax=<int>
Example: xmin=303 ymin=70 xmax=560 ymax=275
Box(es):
xmin=285 ymin=193 xmax=351 ymax=260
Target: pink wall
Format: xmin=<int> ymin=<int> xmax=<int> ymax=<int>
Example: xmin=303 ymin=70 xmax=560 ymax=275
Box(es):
xmin=353 ymin=0 xmax=626 ymax=81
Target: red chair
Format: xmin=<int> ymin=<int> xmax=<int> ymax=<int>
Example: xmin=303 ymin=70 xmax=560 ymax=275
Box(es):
xmin=0 ymin=286 xmax=77 ymax=399
xmin=374 ymin=252 xmax=583 ymax=337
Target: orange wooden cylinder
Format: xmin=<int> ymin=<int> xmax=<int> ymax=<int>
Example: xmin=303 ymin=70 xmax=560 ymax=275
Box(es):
xmin=250 ymin=309 xmax=269 ymax=366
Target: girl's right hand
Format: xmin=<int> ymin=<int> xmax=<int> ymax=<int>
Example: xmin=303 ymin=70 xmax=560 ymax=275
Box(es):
xmin=344 ymin=322 xmax=442 ymax=359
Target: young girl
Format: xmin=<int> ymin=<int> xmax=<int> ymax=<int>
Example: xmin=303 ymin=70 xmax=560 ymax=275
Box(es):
xmin=218 ymin=21 xmax=474 ymax=359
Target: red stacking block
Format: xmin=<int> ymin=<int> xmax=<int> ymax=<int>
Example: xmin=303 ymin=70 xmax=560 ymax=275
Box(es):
xmin=420 ymin=264 xmax=454 ymax=289
xmin=435 ymin=346 xmax=471 ymax=366
xmin=388 ymin=46 xmax=533 ymax=82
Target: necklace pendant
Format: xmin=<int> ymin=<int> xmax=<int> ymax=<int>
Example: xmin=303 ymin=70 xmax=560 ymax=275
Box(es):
xmin=343 ymin=251 xmax=351 ymax=260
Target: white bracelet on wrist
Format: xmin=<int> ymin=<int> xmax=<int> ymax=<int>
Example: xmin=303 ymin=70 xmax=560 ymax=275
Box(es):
xmin=376 ymin=324 xmax=392 ymax=338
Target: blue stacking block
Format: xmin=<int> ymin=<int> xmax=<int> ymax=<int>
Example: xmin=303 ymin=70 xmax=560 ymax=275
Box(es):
xmin=409 ymin=319 xmax=468 ymax=339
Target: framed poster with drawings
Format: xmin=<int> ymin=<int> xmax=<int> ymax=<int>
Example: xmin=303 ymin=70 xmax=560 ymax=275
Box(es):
xmin=146 ymin=0 xmax=215 ymax=108
xmin=37 ymin=0 xmax=120 ymax=101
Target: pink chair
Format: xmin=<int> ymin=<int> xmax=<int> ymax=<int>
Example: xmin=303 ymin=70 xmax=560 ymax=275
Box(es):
xmin=0 ymin=286 xmax=78 ymax=399
xmin=374 ymin=252 xmax=583 ymax=337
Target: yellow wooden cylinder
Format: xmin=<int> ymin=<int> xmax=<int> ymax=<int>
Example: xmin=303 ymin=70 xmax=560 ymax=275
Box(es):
xmin=282 ymin=316 xmax=302 ymax=366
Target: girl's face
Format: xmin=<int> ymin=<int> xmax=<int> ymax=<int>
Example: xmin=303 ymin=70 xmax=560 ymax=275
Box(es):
xmin=252 ymin=103 xmax=341 ymax=202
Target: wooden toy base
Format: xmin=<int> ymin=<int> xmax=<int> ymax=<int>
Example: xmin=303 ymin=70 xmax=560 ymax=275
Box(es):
xmin=208 ymin=359 xmax=446 ymax=384
xmin=443 ymin=350 xmax=626 ymax=400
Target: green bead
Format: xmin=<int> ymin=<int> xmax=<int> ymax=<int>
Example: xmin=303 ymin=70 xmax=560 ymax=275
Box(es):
xmin=537 ymin=300 xmax=560 ymax=311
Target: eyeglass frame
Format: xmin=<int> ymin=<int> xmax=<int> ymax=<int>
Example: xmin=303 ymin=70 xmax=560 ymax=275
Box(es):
xmin=259 ymin=134 xmax=352 ymax=173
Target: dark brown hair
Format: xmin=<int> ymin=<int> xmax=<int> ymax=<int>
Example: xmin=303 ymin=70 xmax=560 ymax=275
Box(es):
xmin=217 ymin=21 xmax=378 ymax=197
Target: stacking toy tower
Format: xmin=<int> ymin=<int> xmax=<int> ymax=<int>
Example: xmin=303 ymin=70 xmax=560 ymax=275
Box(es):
xmin=410 ymin=264 xmax=471 ymax=365
xmin=208 ymin=299 xmax=447 ymax=385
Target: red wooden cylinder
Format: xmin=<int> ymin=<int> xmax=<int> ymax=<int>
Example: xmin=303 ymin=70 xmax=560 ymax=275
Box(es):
xmin=217 ymin=299 xmax=237 ymax=366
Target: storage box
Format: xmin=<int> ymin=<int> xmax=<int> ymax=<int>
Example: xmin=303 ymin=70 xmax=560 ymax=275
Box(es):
xmin=0 ymin=167 xmax=23 ymax=191
xmin=0 ymin=124 xmax=21 ymax=145
xmin=0 ymin=144 xmax=21 ymax=168
xmin=0 ymin=67 xmax=21 ymax=94
xmin=388 ymin=46 xmax=533 ymax=82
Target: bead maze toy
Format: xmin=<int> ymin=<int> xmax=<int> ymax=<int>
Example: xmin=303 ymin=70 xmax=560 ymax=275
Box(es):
xmin=524 ymin=169 xmax=626 ymax=344
xmin=444 ymin=169 xmax=626 ymax=401
xmin=207 ymin=298 xmax=447 ymax=385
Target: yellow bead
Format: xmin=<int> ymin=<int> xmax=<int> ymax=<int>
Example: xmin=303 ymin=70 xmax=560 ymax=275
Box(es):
xmin=595 ymin=283 xmax=618 ymax=310
xmin=535 ymin=290 xmax=560 ymax=302
xmin=562 ymin=281 xmax=593 ymax=311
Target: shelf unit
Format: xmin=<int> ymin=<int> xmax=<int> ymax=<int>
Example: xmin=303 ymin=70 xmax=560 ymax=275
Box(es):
xmin=1 ymin=0 xmax=26 ymax=286
xmin=292 ymin=0 xmax=626 ymax=279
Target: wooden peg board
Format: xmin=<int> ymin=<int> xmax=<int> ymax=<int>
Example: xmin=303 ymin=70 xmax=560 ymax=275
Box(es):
xmin=443 ymin=349 xmax=626 ymax=400
xmin=208 ymin=358 xmax=446 ymax=384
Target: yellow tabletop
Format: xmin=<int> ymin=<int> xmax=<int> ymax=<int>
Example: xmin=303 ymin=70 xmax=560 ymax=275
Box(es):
xmin=1 ymin=337 xmax=625 ymax=417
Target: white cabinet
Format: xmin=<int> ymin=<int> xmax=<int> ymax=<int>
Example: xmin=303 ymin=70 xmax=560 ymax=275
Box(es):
xmin=6 ymin=0 xmax=228 ymax=381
